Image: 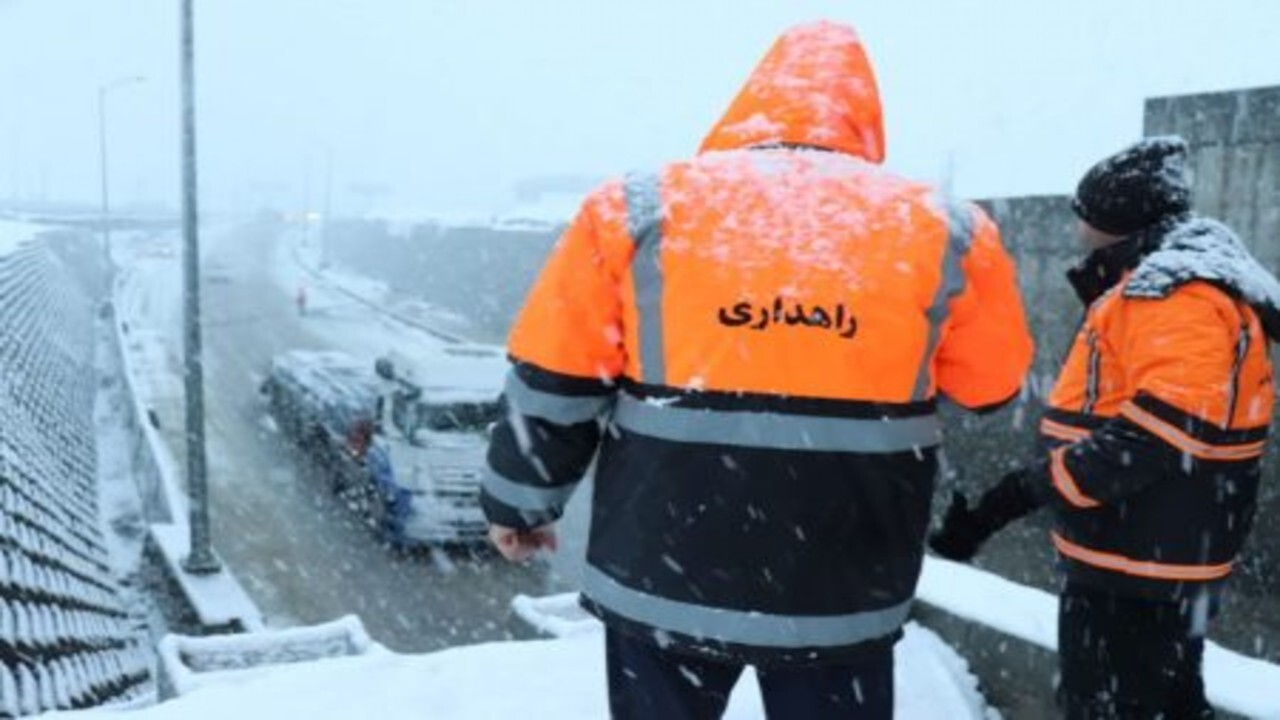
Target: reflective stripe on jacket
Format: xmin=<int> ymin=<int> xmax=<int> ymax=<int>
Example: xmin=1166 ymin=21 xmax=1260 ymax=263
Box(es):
xmin=482 ymin=21 xmax=1033 ymax=664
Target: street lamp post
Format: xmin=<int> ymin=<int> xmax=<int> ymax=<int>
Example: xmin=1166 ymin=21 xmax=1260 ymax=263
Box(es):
xmin=179 ymin=0 xmax=220 ymax=576
xmin=321 ymin=146 xmax=333 ymax=266
xmin=97 ymin=76 xmax=145 ymax=274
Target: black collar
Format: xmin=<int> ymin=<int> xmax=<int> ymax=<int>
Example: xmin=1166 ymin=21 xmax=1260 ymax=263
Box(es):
xmin=1065 ymin=219 xmax=1173 ymax=306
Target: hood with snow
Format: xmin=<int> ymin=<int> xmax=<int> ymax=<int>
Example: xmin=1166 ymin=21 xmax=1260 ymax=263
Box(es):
xmin=1124 ymin=215 xmax=1280 ymax=342
xmin=699 ymin=21 xmax=885 ymax=162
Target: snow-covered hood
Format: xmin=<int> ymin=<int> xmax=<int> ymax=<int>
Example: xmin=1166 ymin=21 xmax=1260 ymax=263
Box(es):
xmin=698 ymin=21 xmax=885 ymax=162
xmin=1124 ymin=216 xmax=1280 ymax=341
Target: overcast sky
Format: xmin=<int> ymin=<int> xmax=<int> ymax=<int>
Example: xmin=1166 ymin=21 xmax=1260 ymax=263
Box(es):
xmin=2 ymin=0 xmax=1279 ymax=218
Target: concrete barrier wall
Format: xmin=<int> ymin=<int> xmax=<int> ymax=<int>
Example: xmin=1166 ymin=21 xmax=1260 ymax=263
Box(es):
xmin=1145 ymin=85 xmax=1280 ymax=272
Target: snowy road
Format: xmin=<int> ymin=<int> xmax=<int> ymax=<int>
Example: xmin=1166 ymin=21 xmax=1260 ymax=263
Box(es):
xmin=119 ymin=221 xmax=558 ymax=652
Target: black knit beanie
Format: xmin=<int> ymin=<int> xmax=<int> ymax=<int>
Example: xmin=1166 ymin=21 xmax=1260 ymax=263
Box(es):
xmin=1071 ymin=136 xmax=1193 ymax=236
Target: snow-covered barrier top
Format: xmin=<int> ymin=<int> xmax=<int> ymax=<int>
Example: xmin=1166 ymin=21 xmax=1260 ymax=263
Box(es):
xmin=0 ymin=222 xmax=150 ymax=716
xmin=156 ymin=616 xmax=373 ymax=699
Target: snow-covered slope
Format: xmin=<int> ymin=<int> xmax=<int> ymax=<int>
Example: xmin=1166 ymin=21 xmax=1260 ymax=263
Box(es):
xmin=0 ymin=223 xmax=151 ymax=714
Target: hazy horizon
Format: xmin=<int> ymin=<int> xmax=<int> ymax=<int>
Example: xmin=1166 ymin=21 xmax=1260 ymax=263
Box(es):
xmin=3 ymin=0 xmax=1280 ymax=220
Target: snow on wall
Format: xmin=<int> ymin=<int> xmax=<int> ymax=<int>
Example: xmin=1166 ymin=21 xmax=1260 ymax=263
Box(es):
xmin=0 ymin=230 xmax=151 ymax=715
xmin=155 ymin=615 xmax=373 ymax=699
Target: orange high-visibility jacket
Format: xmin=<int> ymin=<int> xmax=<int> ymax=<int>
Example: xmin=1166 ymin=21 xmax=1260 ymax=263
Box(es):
xmin=1040 ymin=217 xmax=1276 ymax=599
xmin=483 ymin=21 xmax=1034 ymax=664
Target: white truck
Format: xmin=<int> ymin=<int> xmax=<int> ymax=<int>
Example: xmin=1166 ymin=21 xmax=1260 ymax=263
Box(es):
xmin=262 ymin=347 xmax=505 ymax=548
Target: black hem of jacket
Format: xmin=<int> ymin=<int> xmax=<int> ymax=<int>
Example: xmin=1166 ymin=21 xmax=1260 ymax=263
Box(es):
xmin=578 ymin=594 xmax=903 ymax=668
xmin=951 ymin=388 xmax=1023 ymax=416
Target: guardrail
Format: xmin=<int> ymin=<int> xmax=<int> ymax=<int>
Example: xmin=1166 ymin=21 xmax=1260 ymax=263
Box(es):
xmin=107 ymin=298 xmax=179 ymax=528
xmin=109 ymin=251 xmax=263 ymax=640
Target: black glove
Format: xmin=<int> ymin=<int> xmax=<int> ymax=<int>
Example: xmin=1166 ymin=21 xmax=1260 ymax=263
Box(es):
xmin=928 ymin=491 xmax=991 ymax=562
xmin=928 ymin=467 xmax=1048 ymax=562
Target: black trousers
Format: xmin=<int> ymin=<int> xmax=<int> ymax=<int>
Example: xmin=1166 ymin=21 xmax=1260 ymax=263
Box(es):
xmin=1058 ymin=583 xmax=1215 ymax=719
xmin=604 ymin=628 xmax=894 ymax=720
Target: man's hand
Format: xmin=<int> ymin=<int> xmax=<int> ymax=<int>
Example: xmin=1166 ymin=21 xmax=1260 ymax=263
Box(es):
xmin=928 ymin=491 xmax=989 ymax=562
xmin=928 ymin=467 xmax=1048 ymax=562
xmin=489 ymin=523 xmax=558 ymax=562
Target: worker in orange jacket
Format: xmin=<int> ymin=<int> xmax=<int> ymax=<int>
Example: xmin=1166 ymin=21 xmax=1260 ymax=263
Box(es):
xmin=930 ymin=136 xmax=1280 ymax=718
xmin=483 ymin=21 xmax=1034 ymax=719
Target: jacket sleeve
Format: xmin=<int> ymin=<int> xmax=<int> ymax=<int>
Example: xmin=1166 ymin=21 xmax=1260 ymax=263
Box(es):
xmin=933 ymin=204 xmax=1035 ymax=412
xmin=1046 ymin=285 xmax=1244 ymax=508
xmin=481 ymin=184 xmax=628 ymax=530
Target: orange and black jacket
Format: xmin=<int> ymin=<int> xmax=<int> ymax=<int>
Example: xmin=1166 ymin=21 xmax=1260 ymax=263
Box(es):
xmin=481 ymin=22 xmax=1033 ymax=665
xmin=1036 ymin=215 xmax=1278 ymax=601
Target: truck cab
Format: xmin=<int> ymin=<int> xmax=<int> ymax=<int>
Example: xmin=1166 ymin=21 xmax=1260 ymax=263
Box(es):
xmin=369 ymin=349 xmax=504 ymax=546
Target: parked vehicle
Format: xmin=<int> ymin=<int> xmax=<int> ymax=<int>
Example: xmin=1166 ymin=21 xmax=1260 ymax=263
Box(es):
xmin=261 ymin=348 xmax=503 ymax=547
